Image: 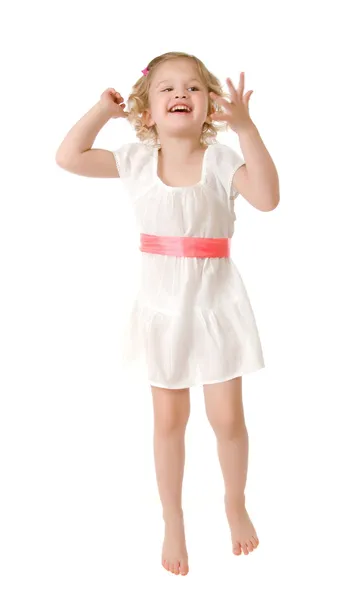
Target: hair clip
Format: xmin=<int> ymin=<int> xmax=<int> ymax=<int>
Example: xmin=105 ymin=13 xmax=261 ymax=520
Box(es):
xmin=142 ymin=67 xmax=149 ymax=76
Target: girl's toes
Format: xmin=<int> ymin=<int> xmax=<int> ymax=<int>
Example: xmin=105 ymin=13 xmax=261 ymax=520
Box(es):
xmin=233 ymin=542 xmax=242 ymax=555
xmin=180 ymin=560 xmax=189 ymax=576
xmin=174 ymin=561 xmax=180 ymax=575
xmin=246 ymin=541 xmax=254 ymax=552
xmin=241 ymin=543 xmax=249 ymax=555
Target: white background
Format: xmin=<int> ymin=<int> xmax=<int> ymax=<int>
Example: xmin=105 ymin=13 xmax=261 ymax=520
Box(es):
xmin=1 ymin=0 xmax=340 ymax=597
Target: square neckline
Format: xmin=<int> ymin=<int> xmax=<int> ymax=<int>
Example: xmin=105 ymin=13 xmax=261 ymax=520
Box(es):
xmin=153 ymin=144 xmax=211 ymax=191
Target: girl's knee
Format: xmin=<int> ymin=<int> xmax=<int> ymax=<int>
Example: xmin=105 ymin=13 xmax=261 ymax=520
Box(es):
xmin=151 ymin=386 xmax=190 ymax=434
xmin=212 ymin=412 xmax=246 ymax=440
xmin=204 ymin=378 xmax=245 ymax=439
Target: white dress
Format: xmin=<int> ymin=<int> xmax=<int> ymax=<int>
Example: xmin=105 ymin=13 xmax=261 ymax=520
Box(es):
xmin=113 ymin=140 xmax=265 ymax=389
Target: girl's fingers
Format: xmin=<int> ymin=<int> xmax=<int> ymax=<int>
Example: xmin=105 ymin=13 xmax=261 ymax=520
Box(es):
xmin=209 ymin=92 xmax=231 ymax=110
xmin=114 ymin=91 xmax=124 ymax=101
xmin=243 ymin=90 xmax=253 ymax=107
xmin=209 ymin=112 xmax=229 ymax=122
xmin=226 ymin=77 xmax=238 ymax=101
xmin=108 ymin=89 xmax=121 ymax=101
xmin=238 ymin=72 xmax=245 ymax=97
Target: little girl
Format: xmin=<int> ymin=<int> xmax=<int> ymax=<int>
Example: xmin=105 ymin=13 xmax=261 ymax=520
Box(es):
xmin=56 ymin=51 xmax=279 ymax=576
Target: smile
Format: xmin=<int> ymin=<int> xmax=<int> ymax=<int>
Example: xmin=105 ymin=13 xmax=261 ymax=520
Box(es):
xmin=169 ymin=105 xmax=192 ymax=113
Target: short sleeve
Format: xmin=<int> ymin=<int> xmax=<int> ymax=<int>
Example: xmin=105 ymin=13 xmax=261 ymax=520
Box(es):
xmin=113 ymin=142 xmax=143 ymax=179
xmin=213 ymin=142 xmax=246 ymax=201
xmin=113 ymin=142 xmax=150 ymax=180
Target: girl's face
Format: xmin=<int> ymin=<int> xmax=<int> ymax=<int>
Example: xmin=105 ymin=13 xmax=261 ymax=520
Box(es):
xmin=145 ymin=59 xmax=210 ymax=140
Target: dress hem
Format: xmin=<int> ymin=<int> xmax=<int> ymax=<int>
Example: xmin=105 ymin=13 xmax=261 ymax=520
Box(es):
xmin=148 ymin=363 xmax=265 ymax=389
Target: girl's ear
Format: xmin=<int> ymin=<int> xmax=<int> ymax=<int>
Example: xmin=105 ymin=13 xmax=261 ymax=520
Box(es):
xmin=142 ymin=109 xmax=155 ymax=127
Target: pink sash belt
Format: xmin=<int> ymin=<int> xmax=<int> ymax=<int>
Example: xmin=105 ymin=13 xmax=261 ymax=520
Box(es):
xmin=140 ymin=233 xmax=230 ymax=258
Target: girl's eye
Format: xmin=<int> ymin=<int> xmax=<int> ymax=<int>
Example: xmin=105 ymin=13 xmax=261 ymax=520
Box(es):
xmin=161 ymin=86 xmax=200 ymax=92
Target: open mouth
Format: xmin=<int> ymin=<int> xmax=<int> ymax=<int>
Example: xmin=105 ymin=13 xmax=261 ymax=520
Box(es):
xmin=168 ymin=105 xmax=192 ymax=114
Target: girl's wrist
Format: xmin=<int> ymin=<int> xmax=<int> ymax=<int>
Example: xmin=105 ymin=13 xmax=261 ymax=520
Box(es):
xmin=95 ymin=100 xmax=114 ymax=121
xmin=236 ymin=120 xmax=258 ymax=137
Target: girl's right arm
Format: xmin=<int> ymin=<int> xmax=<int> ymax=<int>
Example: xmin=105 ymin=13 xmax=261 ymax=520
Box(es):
xmin=55 ymin=88 xmax=128 ymax=178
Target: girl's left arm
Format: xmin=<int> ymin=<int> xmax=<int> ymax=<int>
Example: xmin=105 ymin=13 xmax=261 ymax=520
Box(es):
xmin=233 ymin=122 xmax=280 ymax=212
xmin=210 ymin=73 xmax=280 ymax=212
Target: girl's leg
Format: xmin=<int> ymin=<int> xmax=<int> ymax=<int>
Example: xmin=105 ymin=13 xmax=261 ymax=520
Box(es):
xmin=203 ymin=376 xmax=259 ymax=556
xmin=151 ymin=385 xmax=190 ymax=576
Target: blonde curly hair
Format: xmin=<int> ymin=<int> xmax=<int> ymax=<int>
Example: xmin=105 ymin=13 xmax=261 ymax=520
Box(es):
xmin=126 ymin=51 xmax=230 ymax=147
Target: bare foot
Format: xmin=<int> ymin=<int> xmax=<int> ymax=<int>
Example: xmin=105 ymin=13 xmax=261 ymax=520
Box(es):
xmin=225 ymin=499 xmax=259 ymax=556
xmin=162 ymin=512 xmax=189 ymax=576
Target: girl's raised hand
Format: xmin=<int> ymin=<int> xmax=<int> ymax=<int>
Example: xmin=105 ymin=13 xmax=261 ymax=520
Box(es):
xmin=99 ymin=88 xmax=129 ymax=119
xmin=209 ymin=72 xmax=254 ymax=133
